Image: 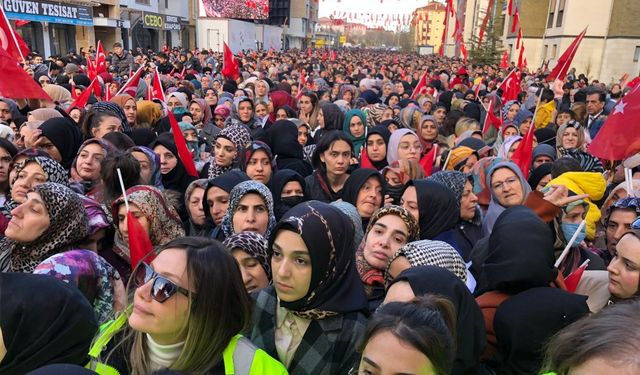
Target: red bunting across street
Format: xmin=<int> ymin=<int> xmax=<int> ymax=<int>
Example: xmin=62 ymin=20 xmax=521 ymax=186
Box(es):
xmin=588 ymin=84 xmax=640 ymax=161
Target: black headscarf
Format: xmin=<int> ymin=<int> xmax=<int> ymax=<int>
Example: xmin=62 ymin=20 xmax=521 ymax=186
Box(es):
xmin=270 ymin=169 xmax=308 ymax=221
xmin=264 ymin=120 xmax=312 ymax=176
xmin=483 ymin=206 xmax=557 ymax=295
xmin=365 ymin=125 xmax=391 ymax=170
xmin=493 ymin=287 xmax=589 ymax=375
xmin=390 ymin=266 xmax=487 ymax=375
xmin=407 ymin=179 xmax=459 ymax=240
xmin=39 ymin=117 xmax=83 ymax=170
xmin=342 ymin=168 xmax=385 ymax=229
xmin=463 ymin=102 xmax=482 ymax=122
xmin=270 ymin=201 xmax=368 ymax=316
xmin=320 ymin=102 xmax=346 ymax=131
xmin=527 ymin=163 xmax=553 ymax=190
xmin=0 ymin=273 xmax=98 ymax=374
xmin=202 ymin=170 xmax=251 ymax=222
xmin=149 ymin=133 xmax=196 ymax=194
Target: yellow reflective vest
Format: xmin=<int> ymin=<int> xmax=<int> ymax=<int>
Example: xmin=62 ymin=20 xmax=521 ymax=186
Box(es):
xmin=86 ymin=312 xmax=288 ymax=375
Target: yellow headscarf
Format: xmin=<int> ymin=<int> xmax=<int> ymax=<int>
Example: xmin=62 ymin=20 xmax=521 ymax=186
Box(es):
xmin=547 ymin=172 xmax=606 ymax=240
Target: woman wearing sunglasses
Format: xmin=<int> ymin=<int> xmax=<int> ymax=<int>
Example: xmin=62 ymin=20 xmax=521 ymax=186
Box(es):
xmin=87 ymin=237 xmax=288 ymax=375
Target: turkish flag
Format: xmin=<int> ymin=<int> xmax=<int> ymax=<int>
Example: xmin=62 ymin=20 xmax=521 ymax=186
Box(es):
xmin=517 ymin=45 xmax=525 ymax=69
xmin=419 ymin=144 xmax=438 ymax=177
xmin=360 ymin=147 xmax=375 ymax=169
xmin=167 ymin=111 xmax=199 ymax=177
xmin=546 ymin=27 xmax=587 ymax=82
xmin=500 ymin=50 xmax=509 ymax=69
xmin=128 ymin=211 xmax=154 ymax=271
xmin=589 ymin=84 xmax=640 ymax=161
xmin=116 ymin=65 xmax=145 ymax=96
xmin=96 ymin=40 xmax=107 ymax=75
xmin=511 ymin=8 xmax=519 ymax=33
xmin=482 ymin=98 xmax=502 ymax=133
xmin=152 ymin=68 xmax=166 ymax=102
xmin=67 ymin=78 xmax=100 ymax=111
xmin=511 ymin=125 xmax=535 ymax=177
xmin=0 ymin=7 xmax=27 ymax=60
xmin=508 ymin=0 xmax=514 ymax=16
xmin=221 ymin=42 xmax=240 ymax=80
xmin=516 ymin=28 xmax=522 ymax=50
xmin=499 ymin=69 xmax=520 ymax=102
xmin=410 ymin=70 xmax=428 ymax=100
xmin=0 ymin=46 xmax=50 ymax=100
xmin=564 ymin=260 xmax=590 ymax=293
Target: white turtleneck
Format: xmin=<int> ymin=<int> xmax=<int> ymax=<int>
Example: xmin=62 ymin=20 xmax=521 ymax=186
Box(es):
xmin=145 ymin=333 xmax=185 ymax=371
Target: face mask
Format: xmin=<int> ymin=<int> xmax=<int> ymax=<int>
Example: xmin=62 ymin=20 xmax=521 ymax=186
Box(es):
xmin=386 ymin=184 xmax=404 ymax=206
xmin=187 ymin=141 xmax=200 ymax=161
xmin=280 ymin=195 xmax=306 ymax=208
xmin=561 ymin=222 xmax=586 ymax=246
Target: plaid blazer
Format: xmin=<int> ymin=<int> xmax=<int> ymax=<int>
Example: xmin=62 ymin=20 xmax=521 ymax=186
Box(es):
xmin=250 ymin=286 xmax=367 ymax=375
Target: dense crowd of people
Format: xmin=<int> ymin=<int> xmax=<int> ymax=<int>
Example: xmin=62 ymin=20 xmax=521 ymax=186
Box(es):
xmin=1 ymin=43 xmax=640 ymax=375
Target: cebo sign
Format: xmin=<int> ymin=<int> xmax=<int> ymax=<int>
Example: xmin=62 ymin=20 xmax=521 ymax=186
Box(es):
xmin=143 ymin=13 xmax=164 ymax=29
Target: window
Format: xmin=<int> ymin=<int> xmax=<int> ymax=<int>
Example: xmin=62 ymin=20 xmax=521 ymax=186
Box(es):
xmin=556 ymin=0 xmax=565 ymax=27
xmin=547 ymin=0 xmax=557 ymax=28
xmin=552 ymin=44 xmax=557 ymax=58
xmin=544 ymin=44 xmax=548 ymax=59
xmin=136 ymin=0 xmax=150 ymax=4
xmin=634 ymin=46 xmax=640 ymax=62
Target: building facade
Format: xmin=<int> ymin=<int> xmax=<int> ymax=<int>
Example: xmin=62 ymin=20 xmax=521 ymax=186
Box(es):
xmin=503 ymin=0 xmax=640 ymax=82
xmin=7 ymin=0 xmax=193 ymax=58
xmin=412 ymin=2 xmax=446 ymax=52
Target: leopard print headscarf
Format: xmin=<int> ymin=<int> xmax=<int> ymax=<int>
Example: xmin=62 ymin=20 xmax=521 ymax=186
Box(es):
xmin=111 ymin=185 xmax=185 ymax=263
xmin=223 ymin=232 xmax=270 ymax=279
xmin=7 ymin=182 xmax=89 ymax=273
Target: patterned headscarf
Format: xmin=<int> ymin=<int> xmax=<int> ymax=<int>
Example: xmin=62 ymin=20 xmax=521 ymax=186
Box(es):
xmin=223 ymin=232 xmax=271 ymax=280
xmin=33 ymin=250 xmax=126 ymax=325
xmin=129 ymin=146 xmax=164 ymax=190
xmin=501 ymin=100 xmax=519 ymax=125
xmin=5 ymin=183 xmax=89 ymax=273
xmin=111 ymin=186 xmax=185 ymax=263
xmin=384 ymin=239 xmax=467 ymax=284
xmin=220 ymin=180 xmax=276 ymax=239
xmin=207 ymin=125 xmax=251 ymax=179
xmin=12 ymin=156 xmax=69 ymax=187
xmin=427 ymin=170 xmax=469 ymax=208
xmin=89 ymin=101 xmax=131 ymax=132
xmin=356 ymin=205 xmax=419 ymax=287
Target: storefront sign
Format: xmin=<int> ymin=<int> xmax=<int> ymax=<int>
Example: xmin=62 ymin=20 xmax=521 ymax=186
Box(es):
xmin=143 ymin=12 xmax=182 ymax=31
xmin=164 ymin=15 xmax=181 ymax=31
xmin=1 ymin=0 xmax=93 ymax=26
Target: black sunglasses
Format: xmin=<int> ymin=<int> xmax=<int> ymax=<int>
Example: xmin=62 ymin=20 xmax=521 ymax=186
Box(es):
xmin=135 ymin=263 xmax=193 ymax=303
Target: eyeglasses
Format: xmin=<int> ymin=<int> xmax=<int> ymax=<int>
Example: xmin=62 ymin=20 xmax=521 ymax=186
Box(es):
xmin=134 ymin=263 xmax=193 ymax=303
xmin=491 ymin=176 xmax=520 ymax=191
